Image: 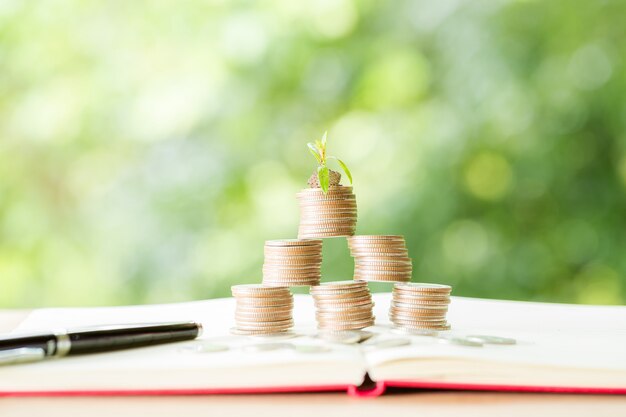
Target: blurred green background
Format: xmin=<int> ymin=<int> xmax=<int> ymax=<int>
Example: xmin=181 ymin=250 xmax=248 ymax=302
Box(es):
xmin=1 ymin=0 xmax=625 ymax=308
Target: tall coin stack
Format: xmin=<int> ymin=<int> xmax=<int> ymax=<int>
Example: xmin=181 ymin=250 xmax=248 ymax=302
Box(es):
xmin=390 ymin=283 xmax=451 ymax=331
xmin=297 ymin=186 xmax=357 ymax=238
xmin=231 ymin=285 xmax=294 ymax=335
xmin=262 ymin=239 xmax=323 ymax=287
xmin=347 ymin=235 xmax=412 ymax=282
xmin=311 ymin=281 xmax=375 ymax=331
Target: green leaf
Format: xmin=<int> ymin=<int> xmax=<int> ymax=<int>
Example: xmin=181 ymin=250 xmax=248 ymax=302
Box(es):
xmin=307 ymin=143 xmax=322 ymax=164
xmin=330 ymin=157 xmax=353 ymax=184
xmin=321 ymin=131 xmax=327 ymax=148
xmin=317 ymin=165 xmax=329 ymax=194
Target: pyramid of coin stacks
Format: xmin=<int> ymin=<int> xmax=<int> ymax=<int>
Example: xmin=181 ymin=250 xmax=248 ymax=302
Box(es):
xmin=230 ymin=148 xmax=453 ymax=335
xmin=390 ymin=283 xmax=451 ymax=331
xmin=297 ymin=186 xmax=357 ymax=238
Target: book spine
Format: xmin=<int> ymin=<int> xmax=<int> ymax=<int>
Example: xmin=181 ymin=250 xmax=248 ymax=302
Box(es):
xmin=347 ymin=381 xmax=386 ymax=398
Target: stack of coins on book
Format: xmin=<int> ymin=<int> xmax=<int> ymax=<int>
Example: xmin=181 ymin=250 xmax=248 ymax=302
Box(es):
xmin=389 ymin=283 xmax=451 ymax=331
xmin=297 ymin=186 xmax=357 ymax=238
xmin=231 ymin=284 xmax=294 ymax=335
xmin=311 ymin=281 xmax=375 ymax=331
xmin=347 ymin=235 xmax=412 ymax=282
xmin=262 ymin=239 xmax=323 ymax=287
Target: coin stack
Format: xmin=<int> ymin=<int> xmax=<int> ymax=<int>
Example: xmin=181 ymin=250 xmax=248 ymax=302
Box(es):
xmin=262 ymin=239 xmax=323 ymax=287
xmin=311 ymin=281 xmax=375 ymax=331
xmin=231 ymin=284 xmax=294 ymax=335
xmin=389 ymin=283 xmax=452 ymax=331
xmin=347 ymin=235 xmax=412 ymax=282
xmin=297 ymin=186 xmax=357 ymax=239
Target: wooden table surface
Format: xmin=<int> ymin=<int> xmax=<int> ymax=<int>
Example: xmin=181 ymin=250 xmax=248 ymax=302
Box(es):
xmin=1 ymin=310 xmax=625 ymax=417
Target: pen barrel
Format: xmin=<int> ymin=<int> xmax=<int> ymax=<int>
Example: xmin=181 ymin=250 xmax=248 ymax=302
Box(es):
xmin=67 ymin=322 xmax=200 ymax=355
xmin=0 ymin=334 xmax=56 ymax=356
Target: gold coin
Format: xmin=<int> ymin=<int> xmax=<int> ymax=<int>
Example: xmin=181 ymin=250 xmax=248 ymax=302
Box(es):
xmin=298 ymin=218 xmax=356 ymax=223
xmin=264 ymin=246 xmax=322 ymax=253
xmin=265 ymin=239 xmax=322 ymax=247
xmin=354 ymin=276 xmax=411 ymax=283
xmin=355 ymin=265 xmax=413 ymax=273
xmin=348 ymin=235 xmax=404 ymax=241
xmin=262 ymin=266 xmax=322 ymax=273
xmin=389 ymin=306 xmax=447 ymax=315
xmin=313 ymin=280 xmax=366 ymax=289
xmin=391 ymin=322 xmax=451 ymax=331
xmin=352 ymin=255 xmax=409 ymax=261
xmin=393 ymin=282 xmax=452 ymax=294
xmin=317 ymin=311 xmax=374 ymax=321
xmin=235 ymin=300 xmax=294 ymax=308
xmin=263 ymin=270 xmax=322 ymax=277
xmin=235 ymin=310 xmax=293 ymax=319
xmin=230 ymin=328 xmax=291 ymax=336
xmin=263 ymin=264 xmax=321 ymax=270
xmin=392 ymin=292 xmax=451 ymax=300
xmin=264 ymin=255 xmax=323 ymax=262
xmin=231 ymin=285 xmax=290 ymax=296
xmin=391 ymin=301 xmax=447 ymax=310
xmin=314 ymin=298 xmax=374 ymax=309
xmin=300 ymin=208 xmax=358 ymax=213
xmin=235 ymin=317 xmax=294 ymax=326
xmin=348 ymin=241 xmax=407 ymax=248
xmin=263 ymin=278 xmax=320 ymax=284
xmin=312 ymin=289 xmax=371 ymax=299
xmin=236 ymin=305 xmax=293 ymax=314
xmin=317 ymin=319 xmax=375 ymax=331
xmin=298 ymin=232 xmax=352 ymax=238
xmin=391 ymin=297 xmax=450 ymax=306
xmin=349 ymin=247 xmax=408 ymax=254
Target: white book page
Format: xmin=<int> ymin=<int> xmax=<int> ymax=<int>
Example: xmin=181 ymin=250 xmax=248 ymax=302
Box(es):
xmin=1 ymin=295 xmax=366 ymax=391
xmin=367 ymin=295 xmax=626 ymax=385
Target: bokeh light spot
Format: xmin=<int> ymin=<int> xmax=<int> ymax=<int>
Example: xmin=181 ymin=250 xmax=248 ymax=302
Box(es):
xmin=464 ymin=152 xmax=513 ymax=201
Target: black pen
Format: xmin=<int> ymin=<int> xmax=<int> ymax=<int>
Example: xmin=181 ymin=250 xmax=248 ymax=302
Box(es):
xmin=0 ymin=321 xmax=202 ymax=365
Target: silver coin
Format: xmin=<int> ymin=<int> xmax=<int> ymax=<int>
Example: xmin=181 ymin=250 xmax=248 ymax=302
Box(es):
xmin=466 ymin=335 xmax=517 ymax=345
xmin=391 ymin=327 xmax=439 ymax=337
xmin=242 ymin=343 xmax=294 ymax=352
xmin=248 ymin=331 xmax=297 ymax=341
xmin=317 ymin=331 xmax=361 ymax=344
xmin=179 ymin=343 xmax=230 ymax=354
xmin=438 ymin=336 xmax=483 ymax=347
xmin=356 ymin=330 xmax=374 ymax=343
xmin=371 ymin=338 xmax=411 ymax=349
xmin=294 ymin=345 xmax=332 ymax=354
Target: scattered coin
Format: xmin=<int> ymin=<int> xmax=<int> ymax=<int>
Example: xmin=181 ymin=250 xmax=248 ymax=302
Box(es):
xmin=178 ymin=343 xmax=230 ymax=354
xmin=369 ymin=338 xmax=411 ymax=349
xmin=294 ymin=345 xmax=332 ymax=354
xmin=466 ymin=335 xmax=517 ymax=345
xmin=391 ymin=326 xmax=439 ymax=337
xmin=242 ymin=343 xmax=294 ymax=352
xmin=438 ymin=336 xmax=483 ymax=347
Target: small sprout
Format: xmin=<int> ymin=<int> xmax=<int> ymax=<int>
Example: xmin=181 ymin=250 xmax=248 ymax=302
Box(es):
xmin=307 ymin=132 xmax=353 ymax=194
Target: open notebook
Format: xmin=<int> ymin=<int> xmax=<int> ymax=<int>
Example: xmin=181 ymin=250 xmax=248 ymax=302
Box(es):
xmin=1 ymin=293 xmax=626 ymax=397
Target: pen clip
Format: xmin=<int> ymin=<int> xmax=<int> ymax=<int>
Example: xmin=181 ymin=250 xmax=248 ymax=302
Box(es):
xmin=0 ymin=348 xmax=46 ymax=366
